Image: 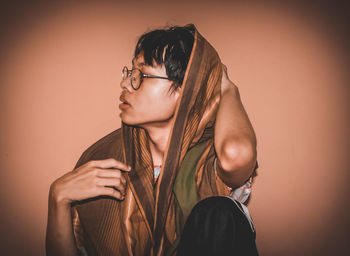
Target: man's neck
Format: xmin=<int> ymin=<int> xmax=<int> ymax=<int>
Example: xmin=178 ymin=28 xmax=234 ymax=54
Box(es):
xmin=142 ymin=119 xmax=174 ymax=166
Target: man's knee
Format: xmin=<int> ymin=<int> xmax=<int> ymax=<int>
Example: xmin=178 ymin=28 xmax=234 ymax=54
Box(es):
xmin=178 ymin=196 xmax=258 ymax=256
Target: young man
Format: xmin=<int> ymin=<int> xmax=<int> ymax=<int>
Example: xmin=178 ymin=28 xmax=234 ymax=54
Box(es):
xmin=46 ymin=24 xmax=258 ymax=256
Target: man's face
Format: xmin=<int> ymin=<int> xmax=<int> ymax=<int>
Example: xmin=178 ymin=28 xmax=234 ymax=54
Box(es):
xmin=119 ymin=54 xmax=181 ymax=128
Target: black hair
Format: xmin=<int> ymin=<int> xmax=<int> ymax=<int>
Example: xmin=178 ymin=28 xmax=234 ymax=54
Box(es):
xmin=134 ymin=24 xmax=195 ymax=92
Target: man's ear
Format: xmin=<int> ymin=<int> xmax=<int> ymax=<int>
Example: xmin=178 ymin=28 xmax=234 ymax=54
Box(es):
xmin=169 ymin=82 xmax=182 ymax=97
xmin=174 ymin=84 xmax=182 ymax=95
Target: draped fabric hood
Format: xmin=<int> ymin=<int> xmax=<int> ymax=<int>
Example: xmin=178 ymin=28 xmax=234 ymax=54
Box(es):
xmin=121 ymin=24 xmax=224 ymax=254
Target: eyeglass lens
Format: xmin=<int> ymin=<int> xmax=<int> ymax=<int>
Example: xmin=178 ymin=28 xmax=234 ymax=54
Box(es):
xmin=131 ymin=69 xmax=141 ymax=89
xmin=122 ymin=67 xmax=145 ymax=90
xmin=122 ymin=67 xmax=128 ymax=80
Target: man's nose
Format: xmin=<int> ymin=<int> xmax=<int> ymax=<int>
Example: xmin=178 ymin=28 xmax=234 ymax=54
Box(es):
xmin=120 ymin=76 xmax=132 ymax=91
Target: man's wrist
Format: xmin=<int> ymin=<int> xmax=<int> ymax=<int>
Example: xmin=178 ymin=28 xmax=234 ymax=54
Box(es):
xmin=49 ymin=184 xmax=71 ymax=209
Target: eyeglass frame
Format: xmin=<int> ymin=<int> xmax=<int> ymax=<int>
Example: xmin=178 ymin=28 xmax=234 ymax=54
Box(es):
xmin=122 ymin=66 xmax=171 ymax=90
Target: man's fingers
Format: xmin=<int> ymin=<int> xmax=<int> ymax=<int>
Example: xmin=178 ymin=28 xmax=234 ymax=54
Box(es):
xmin=95 ymin=169 xmax=127 ymax=185
xmin=221 ymin=64 xmax=229 ymax=78
xmin=87 ymin=158 xmax=131 ymax=172
xmin=95 ymin=169 xmax=125 ymax=180
xmin=96 ymin=177 xmax=126 ymax=194
xmin=97 ymin=187 xmax=125 ymax=200
xmin=221 ymin=63 xmax=227 ymax=72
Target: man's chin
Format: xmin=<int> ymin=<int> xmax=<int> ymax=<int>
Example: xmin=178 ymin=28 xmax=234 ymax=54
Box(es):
xmin=120 ymin=113 xmax=130 ymax=124
xmin=120 ymin=116 xmax=140 ymax=127
xmin=120 ymin=115 xmax=173 ymax=128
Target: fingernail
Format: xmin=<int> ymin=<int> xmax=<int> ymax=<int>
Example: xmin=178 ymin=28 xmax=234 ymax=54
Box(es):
xmin=128 ymin=166 xmax=132 ymax=171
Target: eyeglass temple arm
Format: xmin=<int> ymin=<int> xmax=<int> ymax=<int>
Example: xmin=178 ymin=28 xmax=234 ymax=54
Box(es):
xmin=143 ymin=74 xmax=169 ymax=80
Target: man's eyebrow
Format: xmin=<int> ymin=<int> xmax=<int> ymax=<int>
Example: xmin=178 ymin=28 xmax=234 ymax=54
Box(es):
xmin=132 ymin=58 xmax=145 ymax=68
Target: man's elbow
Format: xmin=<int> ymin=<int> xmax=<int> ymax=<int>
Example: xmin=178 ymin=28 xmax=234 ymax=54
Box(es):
xmin=219 ymin=140 xmax=257 ymax=177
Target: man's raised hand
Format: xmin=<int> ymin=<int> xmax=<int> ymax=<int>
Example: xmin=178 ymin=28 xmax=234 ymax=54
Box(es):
xmin=49 ymin=158 xmax=131 ymax=206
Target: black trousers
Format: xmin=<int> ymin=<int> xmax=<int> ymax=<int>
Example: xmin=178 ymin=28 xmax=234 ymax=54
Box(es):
xmin=177 ymin=196 xmax=259 ymax=256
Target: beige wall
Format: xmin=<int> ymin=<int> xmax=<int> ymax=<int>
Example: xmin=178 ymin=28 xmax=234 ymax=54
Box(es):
xmin=1 ymin=1 xmax=349 ymax=255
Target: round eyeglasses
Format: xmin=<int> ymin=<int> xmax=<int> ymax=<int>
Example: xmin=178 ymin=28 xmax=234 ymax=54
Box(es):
xmin=122 ymin=66 xmax=171 ymax=90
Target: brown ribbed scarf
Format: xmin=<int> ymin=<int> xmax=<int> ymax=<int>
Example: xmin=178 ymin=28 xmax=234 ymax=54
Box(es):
xmin=73 ymin=24 xmax=232 ymax=256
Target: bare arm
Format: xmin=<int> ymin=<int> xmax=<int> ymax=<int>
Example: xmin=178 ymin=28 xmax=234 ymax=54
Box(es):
xmin=214 ymin=64 xmax=257 ymax=188
xmin=45 ymin=158 xmax=131 ymax=256
xmin=46 ymin=194 xmax=76 ymax=256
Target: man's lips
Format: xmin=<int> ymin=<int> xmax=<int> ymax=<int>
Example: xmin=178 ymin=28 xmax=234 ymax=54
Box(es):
xmin=119 ymin=102 xmax=130 ymax=110
xmin=119 ymin=94 xmax=131 ymax=110
xmin=119 ymin=94 xmax=130 ymax=105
